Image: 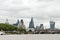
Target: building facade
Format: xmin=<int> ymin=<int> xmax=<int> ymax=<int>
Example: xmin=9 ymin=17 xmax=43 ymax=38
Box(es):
xmin=5 ymin=19 xmax=9 ymax=24
xmin=13 ymin=19 xmax=19 ymax=26
xmin=18 ymin=19 xmax=25 ymax=29
xmin=29 ymin=17 xmax=34 ymax=28
xmin=27 ymin=17 xmax=35 ymax=32
xmin=50 ymin=21 xmax=55 ymax=30
xmin=40 ymin=24 xmax=44 ymax=30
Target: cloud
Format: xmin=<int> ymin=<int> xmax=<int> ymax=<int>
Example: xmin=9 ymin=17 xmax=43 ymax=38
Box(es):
xmin=0 ymin=0 xmax=59 ymax=18
xmin=0 ymin=0 xmax=60 ymax=28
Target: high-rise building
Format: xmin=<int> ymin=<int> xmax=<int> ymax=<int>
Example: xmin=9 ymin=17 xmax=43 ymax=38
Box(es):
xmin=5 ymin=19 xmax=9 ymax=24
xmin=18 ymin=19 xmax=25 ymax=29
xmin=35 ymin=24 xmax=44 ymax=31
xmin=17 ymin=20 xmax=19 ymax=24
xmin=36 ymin=26 xmax=40 ymax=30
xmin=13 ymin=19 xmax=19 ymax=26
xmin=40 ymin=24 xmax=44 ymax=30
xmin=29 ymin=17 xmax=34 ymax=28
xmin=27 ymin=17 xmax=35 ymax=32
xmin=50 ymin=21 xmax=55 ymax=30
xmin=21 ymin=19 xmax=24 ymax=25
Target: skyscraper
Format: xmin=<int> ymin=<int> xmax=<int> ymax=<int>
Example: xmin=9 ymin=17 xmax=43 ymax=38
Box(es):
xmin=16 ymin=19 xmax=19 ymax=26
xmin=18 ymin=19 xmax=25 ymax=29
xmin=40 ymin=24 xmax=44 ymax=30
xmin=21 ymin=19 xmax=24 ymax=25
xmin=27 ymin=17 xmax=35 ymax=32
xmin=50 ymin=21 xmax=55 ymax=30
xmin=29 ymin=17 xmax=34 ymax=28
xmin=13 ymin=19 xmax=19 ymax=26
xmin=5 ymin=19 xmax=9 ymax=24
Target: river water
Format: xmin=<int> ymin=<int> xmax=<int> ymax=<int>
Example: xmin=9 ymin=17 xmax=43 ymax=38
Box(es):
xmin=0 ymin=34 xmax=60 ymax=40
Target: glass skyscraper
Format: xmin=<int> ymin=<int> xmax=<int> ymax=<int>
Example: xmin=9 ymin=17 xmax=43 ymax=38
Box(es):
xmin=40 ymin=24 xmax=44 ymax=29
xmin=50 ymin=21 xmax=55 ymax=30
xmin=29 ymin=17 xmax=34 ymax=28
xmin=18 ymin=19 xmax=25 ymax=29
xmin=13 ymin=19 xmax=19 ymax=26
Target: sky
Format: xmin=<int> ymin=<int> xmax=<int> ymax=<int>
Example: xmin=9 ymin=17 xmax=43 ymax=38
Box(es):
xmin=0 ymin=0 xmax=60 ymax=28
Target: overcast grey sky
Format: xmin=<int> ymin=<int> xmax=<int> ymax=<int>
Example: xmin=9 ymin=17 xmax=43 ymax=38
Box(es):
xmin=0 ymin=0 xmax=60 ymax=18
xmin=0 ymin=0 xmax=60 ymax=28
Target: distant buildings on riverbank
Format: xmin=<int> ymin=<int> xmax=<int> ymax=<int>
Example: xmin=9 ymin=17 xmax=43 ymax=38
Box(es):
xmin=4 ymin=17 xmax=60 ymax=34
xmin=6 ymin=17 xmax=56 ymax=30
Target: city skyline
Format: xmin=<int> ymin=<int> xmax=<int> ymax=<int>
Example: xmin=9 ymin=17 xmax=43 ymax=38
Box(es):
xmin=0 ymin=0 xmax=60 ymax=29
xmin=0 ymin=17 xmax=59 ymax=29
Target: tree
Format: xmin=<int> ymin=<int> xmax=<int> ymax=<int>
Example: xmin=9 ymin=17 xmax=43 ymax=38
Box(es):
xmin=0 ymin=23 xmax=18 ymax=31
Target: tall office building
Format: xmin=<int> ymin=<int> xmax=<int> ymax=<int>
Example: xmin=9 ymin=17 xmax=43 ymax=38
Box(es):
xmin=50 ymin=21 xmax=55 ymax=30
xmin=17 ymin=20 xmax=19 ymax=25
xmin=18 ymin=19 xmax=25 ymax=29
xmin=40 ymin=24 xmax=44 ymax=30
xmin=29 ymin=17 xmax=34 ymax=28
xmin=5 ymin=19 xmax=9 ymax=24
xmin=27 ymin=17 xmax=35 ymax=32
xmin=13 ymin=19 xmax=19 ymax=26
xmin=35 ymin=24 xmax=44 ymax=31
xmin=20 ymin=19 xmax=24 ymax=25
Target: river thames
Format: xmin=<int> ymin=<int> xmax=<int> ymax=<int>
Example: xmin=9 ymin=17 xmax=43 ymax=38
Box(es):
xmin=0 ymin=34 xmax=60 ymax=40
